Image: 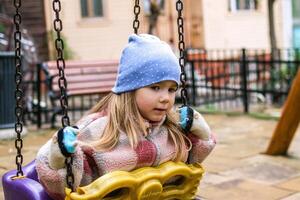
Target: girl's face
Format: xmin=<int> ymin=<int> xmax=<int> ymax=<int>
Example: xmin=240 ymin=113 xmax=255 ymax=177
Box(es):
xmin=135 ymin=80 xmax=178 ymax=123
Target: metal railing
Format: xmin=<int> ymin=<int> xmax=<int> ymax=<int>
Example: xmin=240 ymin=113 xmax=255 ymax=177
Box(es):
xmin=185 ymin=48 xmax=300 ymax=113
xmin=0 ymin=52 xmax=15 ymax=128
xmin=1 ymin=48 xmax=299 ymax=129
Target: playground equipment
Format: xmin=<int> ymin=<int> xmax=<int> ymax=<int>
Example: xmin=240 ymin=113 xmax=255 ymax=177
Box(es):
xmin=2 ymin=0 xmax=204 ymax=199
xmin=266 ymin=68 xmax=300 ymax=155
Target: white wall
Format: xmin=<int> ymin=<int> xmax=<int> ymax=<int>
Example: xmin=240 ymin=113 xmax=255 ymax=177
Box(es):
xmin=202 ymin=0 xmax=270 ymax=49
xmin=274 ymin=0 xmax=293 ymax=48
xmin=44 ymin=0 xmax=134 ymax=60
xmin=43 ymin=0 xmax=292 ymax=60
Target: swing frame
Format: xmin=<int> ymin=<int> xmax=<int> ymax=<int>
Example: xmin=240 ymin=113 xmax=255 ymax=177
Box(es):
xmin=2 ymin=1 xmax=204 ymax=200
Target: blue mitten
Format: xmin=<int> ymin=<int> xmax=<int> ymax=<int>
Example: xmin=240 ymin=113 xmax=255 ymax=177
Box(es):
xmin=179 ymin=106 xmax=194 ymax=133
xmin=57 ymin=126 xmax=79 ymax=156
xmin=179 ymin=106 xmax=211 ymax=140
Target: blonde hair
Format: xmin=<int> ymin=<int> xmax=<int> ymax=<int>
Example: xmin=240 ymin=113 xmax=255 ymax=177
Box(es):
xmin=88 ymin=92 xmax=191 ymax=161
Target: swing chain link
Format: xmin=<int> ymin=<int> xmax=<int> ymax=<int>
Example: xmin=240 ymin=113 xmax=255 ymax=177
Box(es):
xmin=52 ymin=0 xmax=70 ymax=128
xmin=13 ymin=0 xmax=24 ymax=177
xmin=133 ymin=0 xmax=140 ymax=34
xmin=176 ymin=0 xmax=188 ymax=106
xmin=65 ymin=157 xmax=74 ymax=188
xmin=52 ymin=0 xmax=74 ymax=191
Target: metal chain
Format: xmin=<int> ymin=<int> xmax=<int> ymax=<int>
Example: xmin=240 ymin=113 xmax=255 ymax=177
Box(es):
xmin=13 ymin=0 xmax=24 ymax=177
xmin=52 ymin=0 xmax=74 ymax=191
xmin=52 ymin=0 xmax=70 ymax=127
xmin=133 ymin=0 xmax=140 ymax=34
xmin=176 ymin=0 xmax=188 ymax=106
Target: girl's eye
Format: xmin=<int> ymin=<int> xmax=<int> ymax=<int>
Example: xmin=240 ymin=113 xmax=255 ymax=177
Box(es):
xmin=151 ymin=86 xmax=160 ymax=91
xmin=169 ymin=87 xmax=178 ymax=93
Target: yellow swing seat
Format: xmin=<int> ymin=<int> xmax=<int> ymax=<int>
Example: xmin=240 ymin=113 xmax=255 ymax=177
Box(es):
xmin=65 ymin=161 xmax=204 ymax=200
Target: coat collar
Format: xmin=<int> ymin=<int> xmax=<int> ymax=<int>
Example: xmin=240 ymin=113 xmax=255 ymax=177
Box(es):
xmin=144 ymin=115 xmax=166 ymax=136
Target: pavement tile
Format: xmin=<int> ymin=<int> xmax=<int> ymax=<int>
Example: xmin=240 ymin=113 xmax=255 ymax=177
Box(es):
xmin=243 ymin=154 xmax=300 ymax=171
xmin=199 ymin=179 xmax=293 ymax=200
xmin=0 ymin=189 xmax=3 ymax=200
xmin=220 ymin=160 xmax=299 ymax=185
xmin=208 ymin=115 xmax=276 ymax=139
xmin=0 ymin=151 xmax=37 ymax=172
xmin=202 ymin=155 xmax=243 ymax=174
xmin=0 ymin=170 xmax=3 ymax=187
xmin=276 ymin=176 xmax=300 ymax=192
xmin=288 ymin=134 xmax=300 ymax=158
xmin=1 ymin=114 xmax=300 ymax=200
xmin=0 ymin=171 xmax=4 ymax=200
xmin=212 ymin=138 xmax=268 ymax=159
xmin=0 ymin=128 xmax=27 ymax=140
xmin=0 ymin=142 xmax=15 ymax=157
xmin=280 ymin=192 xmax=300 ymax=200
xmin=199 ymin=172 xmax=237 ymax=188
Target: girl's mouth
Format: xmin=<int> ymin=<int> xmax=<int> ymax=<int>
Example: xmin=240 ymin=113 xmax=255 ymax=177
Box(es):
xmin=154 ymin=108 xmax=167 ymax=112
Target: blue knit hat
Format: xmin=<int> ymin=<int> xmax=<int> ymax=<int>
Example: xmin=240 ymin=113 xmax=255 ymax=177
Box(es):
xmin=112 ymin=34 xmax=180 ymax=94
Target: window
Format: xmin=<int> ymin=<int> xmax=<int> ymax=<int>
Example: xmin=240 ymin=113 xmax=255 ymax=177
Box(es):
xmin=293 ymin=26 xmax=300 ymax=48
xmin=143 ymin=0 xmax=165 ymax=16
xmin=80 ymin=0 xmax=103 ymax=18
xmin=229 ymin=0 xmax=258 ymax=12
xmin=292 ymin=0 xmax=300 ymax=18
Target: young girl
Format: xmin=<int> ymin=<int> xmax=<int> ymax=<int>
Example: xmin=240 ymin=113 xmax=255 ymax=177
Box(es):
xmin=36 ymin=34 xmax=216 ymax=200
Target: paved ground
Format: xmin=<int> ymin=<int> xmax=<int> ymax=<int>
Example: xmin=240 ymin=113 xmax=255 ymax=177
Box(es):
xmin=0 ymin=113 xmax=300 ymax=200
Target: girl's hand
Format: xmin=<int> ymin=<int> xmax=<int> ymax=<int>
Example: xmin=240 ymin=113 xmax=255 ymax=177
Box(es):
xmin=179 ymin=106 xmax=194 ymax=133
xmin=63 ymin=126 xmax=79 ymax=153
xmin=57 ymin=126 xmax=79 ymax=156
xmin=179 ymin=106 xmax=210 ymax=140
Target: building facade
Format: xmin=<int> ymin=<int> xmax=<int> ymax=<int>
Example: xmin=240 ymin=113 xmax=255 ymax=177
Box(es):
xmin=1 ymin=0 xmax=297 ymax=61
xmin=43 ymin=0 xmax=295 ymax=60
xmin=292 ymin=0 xmax=300 ymax=47
xmin=0 ymin=0 xmax=49 ymax=61
xmin=202 ymin=0 xmax=294 ymax=49
xmin=43 ymin=0 xmax=133 ymax=60
xmin=43 ymin=0 xmax=205 ymax=60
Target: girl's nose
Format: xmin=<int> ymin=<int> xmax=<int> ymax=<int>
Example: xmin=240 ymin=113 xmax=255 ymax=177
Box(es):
xmin=159 ymin=91 xmax=170 ymax=103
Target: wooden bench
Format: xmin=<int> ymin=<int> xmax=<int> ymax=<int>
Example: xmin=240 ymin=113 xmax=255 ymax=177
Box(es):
xmin=42 ymin=60 xmax=119 ymax=127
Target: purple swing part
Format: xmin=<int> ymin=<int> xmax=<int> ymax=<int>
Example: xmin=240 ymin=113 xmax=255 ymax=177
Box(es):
xmin=2 ymin=160 xmax=53 ymax=200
